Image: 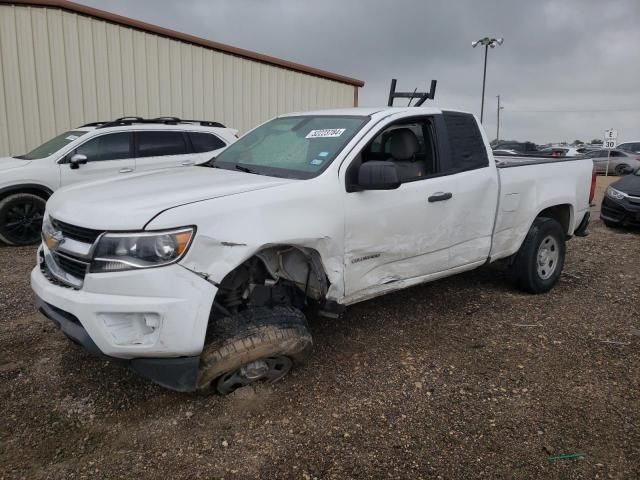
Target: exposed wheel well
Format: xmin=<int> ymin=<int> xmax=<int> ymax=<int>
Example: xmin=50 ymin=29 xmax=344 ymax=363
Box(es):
xmin=210 ymin=245 xmax=330 ymax=319
xmin=537 ymin=204 xmax=572 ymax=236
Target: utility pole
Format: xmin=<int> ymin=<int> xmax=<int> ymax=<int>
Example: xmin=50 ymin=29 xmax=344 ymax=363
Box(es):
xmin=496 ymin=95 xmax=503 ymax=142
xmin=472 ymin=37 xmax=504 ymax=123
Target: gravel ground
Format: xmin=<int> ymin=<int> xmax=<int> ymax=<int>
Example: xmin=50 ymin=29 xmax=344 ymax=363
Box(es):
xmin=1 ymin=177 xmax=638 ymax=479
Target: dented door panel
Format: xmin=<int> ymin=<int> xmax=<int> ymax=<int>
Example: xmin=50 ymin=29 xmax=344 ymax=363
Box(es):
xmin=343 ymin=176 xmax=454 ymax=297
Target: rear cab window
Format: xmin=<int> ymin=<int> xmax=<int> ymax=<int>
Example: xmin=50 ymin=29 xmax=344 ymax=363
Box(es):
xmin=441 ymin=111 xmax=489 ymax=172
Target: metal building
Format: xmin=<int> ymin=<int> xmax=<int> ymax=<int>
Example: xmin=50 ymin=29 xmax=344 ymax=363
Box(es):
xmin=0 ymin=0 xmax=364 ymax=156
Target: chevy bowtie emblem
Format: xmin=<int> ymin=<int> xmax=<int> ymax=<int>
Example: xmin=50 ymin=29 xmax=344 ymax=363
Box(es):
xmin=44 ymin=230 xmax=65 ymax=251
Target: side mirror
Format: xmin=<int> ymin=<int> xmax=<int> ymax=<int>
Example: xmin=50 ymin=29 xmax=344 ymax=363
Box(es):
xmin=357 ymin=161 xmax=401 ymax=190
xmin=622 ymin=165 xmax=635 ymax=175
xmin=69 ymin=154 xmax=88 ymax=169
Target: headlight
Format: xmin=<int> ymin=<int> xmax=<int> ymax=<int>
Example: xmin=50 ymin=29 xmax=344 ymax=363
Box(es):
xmin=606 ymin=186 xmax=627 ymax=201
xmin=41 ymin=214 xmax=55 ymax=246
xmin=90 ymin=227 xmax=195 ymax=273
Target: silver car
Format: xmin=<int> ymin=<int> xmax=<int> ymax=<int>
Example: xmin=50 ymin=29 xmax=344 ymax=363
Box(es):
xmin=616 ymin=141 xmax=640 ymax=154
xmin=585 ymin=149 xmax=640 ymax=175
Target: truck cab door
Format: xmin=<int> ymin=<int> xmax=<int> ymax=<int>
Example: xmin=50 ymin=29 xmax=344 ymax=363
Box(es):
xmin=59 ymin=132 xmax=135 ymax=187
xmin=342 ymin=117 xmax=453 ymax=299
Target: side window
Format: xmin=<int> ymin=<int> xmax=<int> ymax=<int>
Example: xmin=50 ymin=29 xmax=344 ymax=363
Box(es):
xmin=137 ymin=131 xmax=188 ymax=157
xmin=188 ymin=132 xmax=226 ymax=153
xmin=611 ymin=151 xmax=625 ymax=157
xmin=73 ymin=132 xmax=132 ymax=162
xmin=442 ymin=112 xmax=489 ymax=172
xmin=354 ymin=118 xmax=436 ymax=183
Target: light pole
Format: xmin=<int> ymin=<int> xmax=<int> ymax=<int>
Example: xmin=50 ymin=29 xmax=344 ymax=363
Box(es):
xmin=472 ymin=37 xmax=503 ymax=123
xmin=496 ymin=95 xmax=504 ymax=142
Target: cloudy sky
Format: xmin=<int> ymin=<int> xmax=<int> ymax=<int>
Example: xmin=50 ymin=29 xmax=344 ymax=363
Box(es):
xmin=77 ymin=0 xmax=640 ymax=144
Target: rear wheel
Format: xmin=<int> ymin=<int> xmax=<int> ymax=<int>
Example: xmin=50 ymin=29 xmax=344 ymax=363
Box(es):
xmin=0 ymin=193 xmax=46 ymax=246
xmin=197 ymin=306 xmax=313 ymax=394
xmin=614 ymin=163 xmax=630 ymax=176
xmin=509 ymin=217 xmax=566 ymax=294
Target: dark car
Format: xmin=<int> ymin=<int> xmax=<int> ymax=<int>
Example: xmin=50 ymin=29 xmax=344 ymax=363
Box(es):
xmin=493 ymin=141 xmax=539 ymax=154
xmin=601 ymin=167 xmax=640 ymax=227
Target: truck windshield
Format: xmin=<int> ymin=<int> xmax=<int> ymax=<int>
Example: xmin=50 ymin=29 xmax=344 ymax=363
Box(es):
xmin=15 ymin=130 xmax=88 ymax=160
xmin=213 ymin=115 xmax=369 ymax=179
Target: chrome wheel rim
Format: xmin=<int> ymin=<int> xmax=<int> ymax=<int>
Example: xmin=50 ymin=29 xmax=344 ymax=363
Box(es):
xmin=536 ymin=235 xmax=559 ymax=280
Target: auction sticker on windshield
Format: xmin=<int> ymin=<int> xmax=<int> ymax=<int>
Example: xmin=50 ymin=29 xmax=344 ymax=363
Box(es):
xmin=306 ymin=129 xmax=346 ymax=139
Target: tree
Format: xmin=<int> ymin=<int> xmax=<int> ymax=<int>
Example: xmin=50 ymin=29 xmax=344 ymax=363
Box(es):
xmin=571 ymin=139 xmax=584 ymax=146
xmin=590 ymin=138 xmax=603 ymax=145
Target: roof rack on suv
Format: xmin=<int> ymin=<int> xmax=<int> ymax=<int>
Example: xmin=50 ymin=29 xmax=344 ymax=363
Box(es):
xmin=80 ymin=117 xmax=226 ymax=129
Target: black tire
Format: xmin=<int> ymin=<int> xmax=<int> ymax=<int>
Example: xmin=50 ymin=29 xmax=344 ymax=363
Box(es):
xmin=197 ymin=306 xmax=313 ymax=394
xmin=509 ymin=217 xmax=566 ymax=294
xmin=614 ymin=163 xmax=629 ymax=176
xmin=0 ymin=193 xmax=46 ymax=246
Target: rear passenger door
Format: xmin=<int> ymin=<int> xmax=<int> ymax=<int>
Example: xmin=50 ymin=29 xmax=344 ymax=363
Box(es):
xmin=439 ymin=111 xmax=499 ymax=269
xmin=134 ymin=131 xmax=193 ymax=172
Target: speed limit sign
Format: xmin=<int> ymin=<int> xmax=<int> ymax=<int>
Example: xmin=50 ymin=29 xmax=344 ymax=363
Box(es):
xmin=603 ymin=129 xmax=617 ymax=149
xmin=603 ymin=129 xmax=618 ymax=176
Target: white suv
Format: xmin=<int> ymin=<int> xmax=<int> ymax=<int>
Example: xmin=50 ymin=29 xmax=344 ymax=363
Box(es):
xmin=0 ymin=117 xmax=237 ymax=246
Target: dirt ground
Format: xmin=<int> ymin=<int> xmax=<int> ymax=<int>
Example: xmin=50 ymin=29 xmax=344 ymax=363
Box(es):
xmin=1 ymin=176 xmax=638 ymax=479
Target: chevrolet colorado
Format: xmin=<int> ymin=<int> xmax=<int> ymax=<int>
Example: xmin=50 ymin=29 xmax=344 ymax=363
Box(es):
xmin=31 ymin=107 xmax=595 ymax=394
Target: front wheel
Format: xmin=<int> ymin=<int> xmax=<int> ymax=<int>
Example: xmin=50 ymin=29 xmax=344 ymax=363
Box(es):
xmin=197 ymin=306 xmax=313 ymax=394
xmin=509 ymin=217 xmax=566 ymax=294
xmin=0 ymin=193 xmax=46 ymax=246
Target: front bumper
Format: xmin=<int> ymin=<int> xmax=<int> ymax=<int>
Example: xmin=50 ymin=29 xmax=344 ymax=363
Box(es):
xmin=601 ymin=195 xmax=640 ymax=227
xmin=36 ymin=297 xmax=200 ymax=391
xmin=31 ymin=249 xmax=218 ymax=391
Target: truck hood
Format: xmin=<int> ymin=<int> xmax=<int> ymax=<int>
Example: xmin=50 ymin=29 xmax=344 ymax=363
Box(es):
xmin=47 ymin=167 xmax=296 ymax=230
xmin=0 ymin=157 xmax=31 ymax=171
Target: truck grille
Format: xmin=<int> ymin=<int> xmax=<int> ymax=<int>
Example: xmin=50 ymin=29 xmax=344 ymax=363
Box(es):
xmin=52 ymin=218 xmax=104 ymax=243
xmin=53 ymin=252 xmax=90 ymax=279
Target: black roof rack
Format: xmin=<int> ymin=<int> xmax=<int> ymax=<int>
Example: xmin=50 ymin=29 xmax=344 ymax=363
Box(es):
xmin=387 ymin=78 xmax=437 ymax=107
xmin=80 ymin=117 xmax=226 ymax=129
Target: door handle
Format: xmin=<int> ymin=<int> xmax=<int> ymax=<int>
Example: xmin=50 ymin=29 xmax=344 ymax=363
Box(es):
xmin=428 ymin=192 xmax=453 ymax=203
xmin=119 ymin=167 xmax=134 ymax=173
xmin=180 ymin=160 xmax=195 ymax=166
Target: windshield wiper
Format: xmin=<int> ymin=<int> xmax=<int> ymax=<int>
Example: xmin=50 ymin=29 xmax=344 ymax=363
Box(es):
xmin=235 ymin=163 xmax=258 ymax=174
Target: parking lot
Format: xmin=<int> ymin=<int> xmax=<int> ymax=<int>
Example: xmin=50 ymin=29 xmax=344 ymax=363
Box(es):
xmin=1 ymin=176 xmax=638 ymax=480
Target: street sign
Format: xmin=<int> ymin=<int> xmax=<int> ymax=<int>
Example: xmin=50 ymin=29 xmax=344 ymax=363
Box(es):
xmin=603 ymin=129 xmax=617 ymax=150
xmin=603 ymin=129 xmax=618 ymax=176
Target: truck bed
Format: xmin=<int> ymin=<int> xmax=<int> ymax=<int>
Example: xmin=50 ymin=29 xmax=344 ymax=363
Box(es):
xmin=489 ymin=156 xmax=593 ymax=262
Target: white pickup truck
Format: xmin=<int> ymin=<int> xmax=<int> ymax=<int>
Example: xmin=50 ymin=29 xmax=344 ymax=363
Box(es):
xmin=31 ymin=107 xmax=595 ymax=394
